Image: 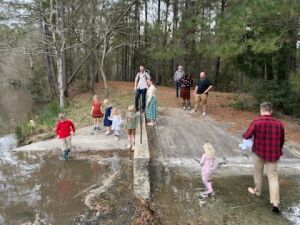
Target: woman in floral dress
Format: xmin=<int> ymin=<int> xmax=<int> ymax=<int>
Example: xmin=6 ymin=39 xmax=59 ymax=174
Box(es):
xmin=146 ymin=78 xmax=158 ymax=126
xmin=179 ymin=73 xmax=193 ymax=110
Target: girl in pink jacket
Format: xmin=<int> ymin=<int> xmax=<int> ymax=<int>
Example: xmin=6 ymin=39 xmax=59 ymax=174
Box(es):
xmin=200 ymin=143 xmax=215 ymax=195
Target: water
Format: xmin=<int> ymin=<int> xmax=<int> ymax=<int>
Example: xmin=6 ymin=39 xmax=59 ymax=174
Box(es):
xmin=150 ymin=163 xmax=300 ymax=225
xmin=285 ymin=202 xmax=300 ymax=225
xmin=0 ymin=135 xmax=135 ymax=225
xmin=0 ymin=82 xmax=140 ymax=224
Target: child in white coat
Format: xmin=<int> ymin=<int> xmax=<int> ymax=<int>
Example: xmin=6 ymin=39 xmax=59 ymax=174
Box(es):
xmin=109 ymin=108 xmax=122 ymax=141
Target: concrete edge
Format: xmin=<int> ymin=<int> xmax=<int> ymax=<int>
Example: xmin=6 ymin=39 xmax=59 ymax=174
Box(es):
xmin=13 ymin=146 xmax=129 ymax=153
xmin=133 ymin=117 xmax=151 ymax=200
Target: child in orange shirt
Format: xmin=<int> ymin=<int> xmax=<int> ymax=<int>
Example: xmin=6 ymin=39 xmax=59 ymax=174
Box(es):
xmin=90 ymin=95 xmax=103 ymax=130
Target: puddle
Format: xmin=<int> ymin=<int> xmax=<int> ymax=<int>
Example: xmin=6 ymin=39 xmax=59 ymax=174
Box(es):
xmin=150 ymin=163 xmax=300 ymax=225
xmin=285 ymin=202 xmax=300 ymax=225
xmin=0 ymin=135 xmax=136 ymax=225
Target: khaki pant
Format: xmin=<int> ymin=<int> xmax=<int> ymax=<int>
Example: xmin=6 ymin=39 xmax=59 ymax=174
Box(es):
xmin=253 ymin=154 xmax=280 ymax=205
xmin=194 ymin=94 xmax=208 ymax=113
xmin=61 ymin=136 xmax=72 ymax=152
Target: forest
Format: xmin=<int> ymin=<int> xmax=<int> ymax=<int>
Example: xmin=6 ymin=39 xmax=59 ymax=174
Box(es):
xmin=1 ymin=0 xmax=300 ymax=116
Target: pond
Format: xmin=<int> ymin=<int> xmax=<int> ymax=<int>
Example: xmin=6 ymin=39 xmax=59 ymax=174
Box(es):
xmin=150 ymin=163 xmax=300 ymax=225
xmin=0 ymin=135 xmax=136 ymax=225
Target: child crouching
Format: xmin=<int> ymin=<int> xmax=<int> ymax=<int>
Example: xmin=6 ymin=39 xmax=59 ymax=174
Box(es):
xmin=55 ymin=113 xmax=75 ymax=160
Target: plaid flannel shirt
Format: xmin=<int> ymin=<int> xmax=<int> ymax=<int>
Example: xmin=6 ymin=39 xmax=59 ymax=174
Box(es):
xmin=243 ymin=115 xmax=285 ymax=162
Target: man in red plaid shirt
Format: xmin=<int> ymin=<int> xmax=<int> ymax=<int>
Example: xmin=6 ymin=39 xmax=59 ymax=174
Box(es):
xmin=243 ymin=102 xmax=285 ymax=215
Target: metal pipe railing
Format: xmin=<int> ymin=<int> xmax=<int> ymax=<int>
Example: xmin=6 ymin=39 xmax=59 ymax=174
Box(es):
xmin=139 ymin=98 xmax=142 ymax=144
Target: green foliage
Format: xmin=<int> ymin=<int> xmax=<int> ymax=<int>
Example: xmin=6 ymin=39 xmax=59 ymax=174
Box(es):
xmin=209 ymin=0 xmax=299 ymax=80
xmin=15 ymin=102 xmax=60 ymax=145
xmin=289 ymin=70 xmax=300 ymax=95
xmin=26 ymin=70 xmax=49 ymax=97
xmin=252 ymin=80 xmax=300 ymax=117
xmin=15 ymin=121 xmax=36 ymax=144
xmin=231 ymin=79 xmax=300 ymax=118
xmin=37 ymin=102 xmax=61 ymax=128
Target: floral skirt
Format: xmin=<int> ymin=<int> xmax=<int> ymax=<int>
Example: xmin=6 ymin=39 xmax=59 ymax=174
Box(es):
xmin=146 ymin=97 xmax=158 ymax=120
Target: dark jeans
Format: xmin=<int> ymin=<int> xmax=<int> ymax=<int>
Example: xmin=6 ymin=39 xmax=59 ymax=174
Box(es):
xmin=135 ymin=88 xmax=147 ymax=112
xmin=176 ymin=81 xmax=180 ymax=98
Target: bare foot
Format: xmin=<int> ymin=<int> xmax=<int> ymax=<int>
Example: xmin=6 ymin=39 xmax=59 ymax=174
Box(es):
xmin=248 ymin=187 xmax=261 ymax=197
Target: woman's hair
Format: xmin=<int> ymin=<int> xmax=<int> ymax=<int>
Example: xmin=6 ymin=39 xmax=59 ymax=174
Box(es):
xmin=93 ymin=95 xmax=99 ymax=101
xmin=203 ymin=143 xmax=215 ymax=157
xmin=103 ymin=99 xmax=110 ymax=106
xmin=128 ymin=105 xmax=135 ymax=112
xmin=58 ymin=113 xmax=65 ymax=120
xmin=148 ymin=77 xmax=155 ymax=83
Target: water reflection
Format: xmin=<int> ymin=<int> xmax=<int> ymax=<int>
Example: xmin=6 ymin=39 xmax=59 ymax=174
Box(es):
xmin=0 ymin=135 xmax=116 ymax=225
xmin=150 ymin=164 xmax=300 ymax=225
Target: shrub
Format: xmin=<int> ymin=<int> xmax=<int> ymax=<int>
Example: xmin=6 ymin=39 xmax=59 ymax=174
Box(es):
xmin=15 ymin=121 xmax=36 ymax=144
xmin=289 ymin=70 xmax=300 ymax=95
xmin=15 ymin=102 xmax=60 ymax=145
xmin=26 ymin=69 xmax=50 ymax=98
xmin=230 ymin=93 xmax=258 ymax=111
xmin=252 ymin=79 xmax=300 ymax=117
xmin=37 ymin=102 xmax=60 ymax=128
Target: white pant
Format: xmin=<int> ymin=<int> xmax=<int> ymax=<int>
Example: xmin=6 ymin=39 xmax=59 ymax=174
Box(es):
xmin=114 ymin=130 xmax=120 ymax=137
xmin=61 ymin=136 xmax=72 ymax=152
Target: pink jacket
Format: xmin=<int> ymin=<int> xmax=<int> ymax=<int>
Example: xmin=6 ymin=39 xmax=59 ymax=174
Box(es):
xmin=200 ymin=153 xmax=214 ymax=174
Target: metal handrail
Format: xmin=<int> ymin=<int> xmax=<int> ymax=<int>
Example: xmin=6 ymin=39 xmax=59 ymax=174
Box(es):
xmin=139 ymin=98 xmax=142 ymax=144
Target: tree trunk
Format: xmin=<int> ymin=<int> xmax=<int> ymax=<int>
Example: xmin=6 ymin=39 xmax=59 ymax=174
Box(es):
xmin=57 ymin=50 xmax=65 ymax=109
xmin=37 ymin=0 xmax=57 ymax=98
xmin=57 ymin=0 xmax=67 ymax=97
xmin=157 ymin=0 xmax=161 ymax=23
xmin=164 ymin=0 xmax=170 ymax=45
xmin=214 ymin=0 xmax=226 ymax=87
xmin=91 ymin=0 xmax=98 ymax=83
xmin=67 ymin=0 xmax=136 ymax=86
xmin=144 ymin=0 xmax=148 ymax=45
xmin=172 ymin=0 xmax=178 ymax=73
xmin=98 ymin=34 xmax=109 ymax=97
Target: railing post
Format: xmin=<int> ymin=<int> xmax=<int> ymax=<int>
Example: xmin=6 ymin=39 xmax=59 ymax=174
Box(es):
xmin=139 ymin=97 xmax=142 ymax=144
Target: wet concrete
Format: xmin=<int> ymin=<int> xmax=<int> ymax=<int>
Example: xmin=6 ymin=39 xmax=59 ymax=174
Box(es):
xmin=153 ymin=107 xmax=300 ymax=161
xmin=150 ymin=165 xmax=300 ymax=225
xmin=2 ymin=105 xmax=300 ymax=224
xmin=14 ymin=126 xmax=129 ymax=152
xmin=148 ymin=107 xmax=300 ymax=225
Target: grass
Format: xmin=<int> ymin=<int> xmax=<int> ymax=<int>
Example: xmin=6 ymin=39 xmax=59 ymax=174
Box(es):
xmin=15 ymin=102 xmax=60 ymax=145
xmin=14 ymin=85 xmax=134 ymax=146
